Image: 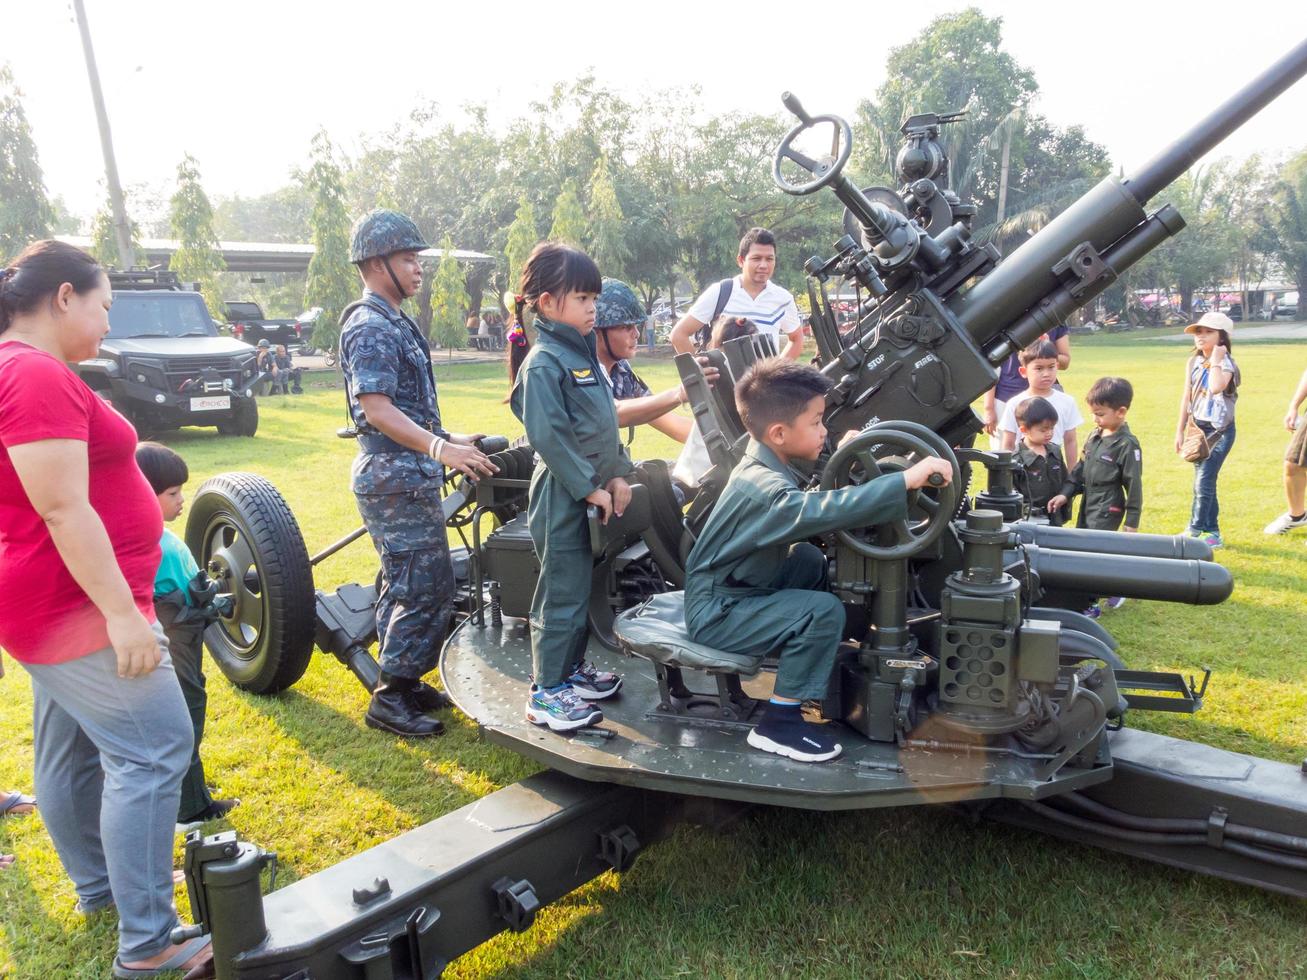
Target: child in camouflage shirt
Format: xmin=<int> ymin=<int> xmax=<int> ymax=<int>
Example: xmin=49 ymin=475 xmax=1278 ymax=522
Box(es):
xmin=1013 ymin=396 xmax=1071 ymax=526
xmin=1049 ymin=377 xmax=1142 ymax=615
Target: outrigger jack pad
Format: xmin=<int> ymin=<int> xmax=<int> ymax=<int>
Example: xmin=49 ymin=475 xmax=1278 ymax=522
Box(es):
xmin=440 ymin=617 xmax=1113 ymax=811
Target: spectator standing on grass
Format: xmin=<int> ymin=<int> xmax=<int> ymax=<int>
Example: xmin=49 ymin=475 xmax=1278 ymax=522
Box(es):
xmin=0 ymin=241 xmax=211 ymax=977
xmin=983 ymin=325 xmax=1070 ymax=449
xmin=1175 ymin=312 xmax=1240 ymax=548
xmin=1263 ymin=365 xmax=1307 ymax=538
xmin=340 ymin=210 xmax=497 ymax=737
xmin=670 ymin=228 xmax=804 ymax=359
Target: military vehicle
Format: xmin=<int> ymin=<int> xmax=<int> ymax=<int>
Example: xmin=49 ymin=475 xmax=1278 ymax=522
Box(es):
xmin=78 ymin=270 xmax=265 ymax=437
xmin=177 ymin=38 xmax=1307 ymax=980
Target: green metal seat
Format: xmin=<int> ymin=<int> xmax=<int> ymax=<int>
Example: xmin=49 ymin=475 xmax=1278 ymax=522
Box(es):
xmin=614 ymin=592 xmax=761 ymax=722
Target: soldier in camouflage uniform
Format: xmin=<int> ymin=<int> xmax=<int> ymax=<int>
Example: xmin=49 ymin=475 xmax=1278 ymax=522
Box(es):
xmin=591 ymin=278 xmax=714 ymax=442
xmin=341 ymin=209 xmax=497 ymax=737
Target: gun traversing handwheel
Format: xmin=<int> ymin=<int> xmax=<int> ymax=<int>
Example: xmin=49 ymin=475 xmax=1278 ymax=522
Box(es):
xmin=772 ymin=92 xmax=853 ymax=196
xmin=820 ymin=429 xmax=960 ymax=561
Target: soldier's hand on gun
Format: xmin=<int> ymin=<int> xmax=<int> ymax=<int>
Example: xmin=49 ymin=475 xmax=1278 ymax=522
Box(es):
xmin=440 ymin=434 xmax=499 ymax=481
xmin=695 ymin=356 xmax=720 ymax=386
xmin=607 ymin=477 xmax=632 ymax=519
xmin=585 ymin=487 xmax=614 ymax=524
xmin=902 ymin=456 xmax=953 ymax=490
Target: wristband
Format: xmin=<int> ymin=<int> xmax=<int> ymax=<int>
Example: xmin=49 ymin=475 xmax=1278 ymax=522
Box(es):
xmin=428 ymin=435 xmax=446 ymax=461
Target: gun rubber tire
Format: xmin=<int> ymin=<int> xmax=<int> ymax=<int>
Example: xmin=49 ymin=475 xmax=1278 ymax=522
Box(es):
xmin=217 ymin=398 xmax=259 ymax=437
xmin=185 ymin=472 xmax=315 ymax=693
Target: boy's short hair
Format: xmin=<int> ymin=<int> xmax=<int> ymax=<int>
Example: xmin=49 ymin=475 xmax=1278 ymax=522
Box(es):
xmin=1019 ymin=339 xmax=1059 ymax=366
xmin=1087 ymin=376 xmax=1133 ymax=410
xmin=1015 ymin=396 xmax=1059 ymax=430
xmin=735 ymin=358 xmax=831 ymax=438
xmin=135 ymin=441 xmax=189 ymax=495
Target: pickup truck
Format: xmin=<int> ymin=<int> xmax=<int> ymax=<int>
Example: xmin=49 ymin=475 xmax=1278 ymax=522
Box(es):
xmin=224 ymin=301 xmax=315 ymax=350
xmin=76 ymin=271 xmax=266 ymax=437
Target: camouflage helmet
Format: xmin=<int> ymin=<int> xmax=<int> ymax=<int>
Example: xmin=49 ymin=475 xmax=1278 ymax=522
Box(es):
xmin=594 ymin=279 xmax=645 ymax=329
xmin=349 ymin=209 xmax=430 ymax=264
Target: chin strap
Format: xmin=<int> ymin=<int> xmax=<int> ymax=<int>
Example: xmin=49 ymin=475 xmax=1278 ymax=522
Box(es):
xmin=598 ymin=327 xmax=616 ymax=361
xmin=381 ymin=255 xmax=409 ymax=302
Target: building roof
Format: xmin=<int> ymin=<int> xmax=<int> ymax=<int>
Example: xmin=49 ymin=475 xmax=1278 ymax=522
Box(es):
xmin=56 ymin=236 xmax=495 ymax=274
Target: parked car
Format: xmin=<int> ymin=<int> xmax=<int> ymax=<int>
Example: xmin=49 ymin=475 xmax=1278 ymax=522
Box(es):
xmin=224 ymin=301 xmax=314 ymax=350
xmin=76 ymin=271 xmax=265 ymax=437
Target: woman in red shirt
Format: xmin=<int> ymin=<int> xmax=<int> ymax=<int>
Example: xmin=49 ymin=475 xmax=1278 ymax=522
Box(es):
xmin=0 ymin=241 xmax=211 ymax=978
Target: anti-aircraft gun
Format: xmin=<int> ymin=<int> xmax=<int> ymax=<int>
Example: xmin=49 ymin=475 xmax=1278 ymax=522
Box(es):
xmin=172 ymin=40 xmax=1307 ymax=980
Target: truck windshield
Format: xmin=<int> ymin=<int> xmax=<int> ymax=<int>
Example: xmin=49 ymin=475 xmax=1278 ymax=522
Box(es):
xmin=108 ymin=293 xmax=218 ymax=338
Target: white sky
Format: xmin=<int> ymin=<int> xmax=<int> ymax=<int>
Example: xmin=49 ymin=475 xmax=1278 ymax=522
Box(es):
xmin=5 ymin=1 xmax=1307 ymax=223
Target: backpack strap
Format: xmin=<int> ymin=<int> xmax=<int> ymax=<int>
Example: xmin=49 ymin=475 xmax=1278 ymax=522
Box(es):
xmin=695 ymin=278 xmax=734 ymax=351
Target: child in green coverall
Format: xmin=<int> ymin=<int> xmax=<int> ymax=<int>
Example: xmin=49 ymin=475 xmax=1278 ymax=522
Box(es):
xmin=1049 ymin=377 xmax=1142 ymax=617
xmin=684 ymin=360 xmax=953 ymax=763
xmin=510 ymin=243 xmax=634 ymax=732
xmin=134 ymin=442 xmax=239 ymax=826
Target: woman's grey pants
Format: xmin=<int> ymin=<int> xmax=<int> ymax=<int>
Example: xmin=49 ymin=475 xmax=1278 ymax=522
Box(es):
xmin=22 ymin=624 xmax=193 ymax=961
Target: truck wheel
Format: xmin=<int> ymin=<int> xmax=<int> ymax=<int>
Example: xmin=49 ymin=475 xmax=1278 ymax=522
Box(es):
xmin=217 ymin=399 xmax=259 ymax=437
xmin=186 ymin=473 xmax=315 ymax=693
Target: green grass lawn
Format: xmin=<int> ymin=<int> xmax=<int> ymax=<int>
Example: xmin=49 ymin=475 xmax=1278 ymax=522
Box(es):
xmin=3 ymin=336 xmax=1307 ymax=978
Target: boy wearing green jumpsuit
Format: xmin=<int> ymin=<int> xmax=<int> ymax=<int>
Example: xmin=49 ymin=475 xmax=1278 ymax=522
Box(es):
xmin=510 ymin=243 xmax=633 ymax=732
xmin=1050 ymin=376 xmax=1142 ymax=615
xmin=685 ymin=360 xmax=953 ymax=762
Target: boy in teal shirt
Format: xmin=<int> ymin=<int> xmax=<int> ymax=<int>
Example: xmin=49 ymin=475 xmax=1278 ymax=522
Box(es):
xmin=685 ymin=361 xmax=953 ymax=762
xmin=135 ymin=443 xmax=239 ymax=827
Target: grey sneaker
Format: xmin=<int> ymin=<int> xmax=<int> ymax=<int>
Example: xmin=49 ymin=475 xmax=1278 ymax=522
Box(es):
xmin=566 ymin=660 xmax=622 ymax=700
xmin=525 ymin=685 xmax=603 ymax=732
xmin=1264 ymin=512 xmax=1307 ymax=535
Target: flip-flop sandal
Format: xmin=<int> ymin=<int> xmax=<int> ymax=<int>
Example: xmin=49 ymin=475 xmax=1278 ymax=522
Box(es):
xmin=0 ymin=791 xmax=36 ymax=817
xmin=112 ymin=935 xmax=211 ymax=978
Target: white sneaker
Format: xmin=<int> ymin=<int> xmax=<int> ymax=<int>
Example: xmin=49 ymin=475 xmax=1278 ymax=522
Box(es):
xmin=1263 ymin=512 xmax=1307 ymax=535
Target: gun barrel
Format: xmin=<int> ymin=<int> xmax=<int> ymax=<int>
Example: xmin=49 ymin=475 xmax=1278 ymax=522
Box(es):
xmin=1125 ymin=38 xmax=1307 ymax=203
xmin=1010 ymin=523 xmax=1214 ymax=561
xmin=1022 ymin=545 xmax=1233 ymax=605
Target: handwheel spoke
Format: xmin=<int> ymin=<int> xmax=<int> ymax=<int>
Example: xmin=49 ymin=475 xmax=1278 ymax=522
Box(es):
xmin=892 ymin=518 xmax=916 ymax=544
xmin=917 ymin=495 xmax=941 ymax=515
xmin=854 ymin=449 xmax=883 ymax=479
xmin=783 ymin=145 xmax=821 ymax=173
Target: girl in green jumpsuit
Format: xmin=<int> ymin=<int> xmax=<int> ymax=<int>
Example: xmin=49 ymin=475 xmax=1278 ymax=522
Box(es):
xmin=510 ymin=243 xmax=634 ymax=731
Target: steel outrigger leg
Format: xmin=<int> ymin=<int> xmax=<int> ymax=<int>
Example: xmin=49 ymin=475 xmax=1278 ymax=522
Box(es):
xmin=190 ymin=772 xmax=682 ymax=979
xmin=982 ymin=727 xmax=1307 ymax=898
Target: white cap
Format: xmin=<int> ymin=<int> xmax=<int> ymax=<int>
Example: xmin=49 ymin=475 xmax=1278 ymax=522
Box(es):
xmin=1184 ymin=311 xmax=1234 ymax=336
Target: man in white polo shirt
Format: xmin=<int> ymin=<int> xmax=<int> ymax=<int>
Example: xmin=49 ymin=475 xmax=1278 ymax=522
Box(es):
xmin=670 ymin=227 xmax=804 ymax=359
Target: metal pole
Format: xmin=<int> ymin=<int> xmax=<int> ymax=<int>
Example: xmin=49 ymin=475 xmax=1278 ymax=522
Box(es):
xmin=72 ymin=0 xmax=135 ymax=269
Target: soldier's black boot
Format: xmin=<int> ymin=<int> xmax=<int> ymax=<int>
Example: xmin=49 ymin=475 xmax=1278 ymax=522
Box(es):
xmin=366 ymin=673 xmax=444 ymax=737
xmin=411 ymin=681 xmax=453 ymax=713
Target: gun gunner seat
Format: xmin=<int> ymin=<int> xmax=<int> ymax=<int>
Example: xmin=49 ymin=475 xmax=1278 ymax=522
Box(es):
xmin=614 ymin=592 xmax=762 ymax=723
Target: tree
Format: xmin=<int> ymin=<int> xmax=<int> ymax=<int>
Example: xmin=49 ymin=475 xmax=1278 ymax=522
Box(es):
xmin=1266 ymin=149 xmax=1307 ymax=307
xmin=0 ymin=65 xmax=53 ymax=259
xmin=549 ymin=181 xmax=587 ymax=246
xmin=169 ymin=155 xmax=226 ymax=315
xmin=90 ymin=191 xmax=142 ymax=268
xmin=429 ymin=235 xmax=467 ymax=359
xmin=505 ymin=198 xmax=539 ymax=295
xmin=587 ymin=154 xmax=629 ymax=279
xmin=302 ymin=131 xmax=355 ymax=353
xmin=1150 ymin=165 xmax=1234 ymax=316
xmin=855 ymin=9 xmax=1039 ymax=225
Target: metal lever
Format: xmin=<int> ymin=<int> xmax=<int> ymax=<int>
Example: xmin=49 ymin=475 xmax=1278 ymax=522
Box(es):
xmin=781 ymin=91 xmax=812 ymax=125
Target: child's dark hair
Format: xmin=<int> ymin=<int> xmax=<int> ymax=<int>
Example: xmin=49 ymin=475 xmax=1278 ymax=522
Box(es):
xmin=738 ymin=227 xmax=776 ymax=259
xmin=1086 ymin=376 xmax=1133 ymax=410
xmin=735 ymin=358 xmax=831 ymax=438
xmin=514 ymin=242 xmax=602 ymax=324
xmin=0 ymin=240 xmax=105 ymax=334
xmin=505 ymin=312 xmax=530 ymax=392
xmin=710 ymin=314 xmax=758 ymax=350
xmin=135 ymin=441 xmax=189 ymax=495
xmin=1015 ymin=395 xmax=1059 ymax=430
xmin=1019 ymin=339 xmax=1059 ymax=366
